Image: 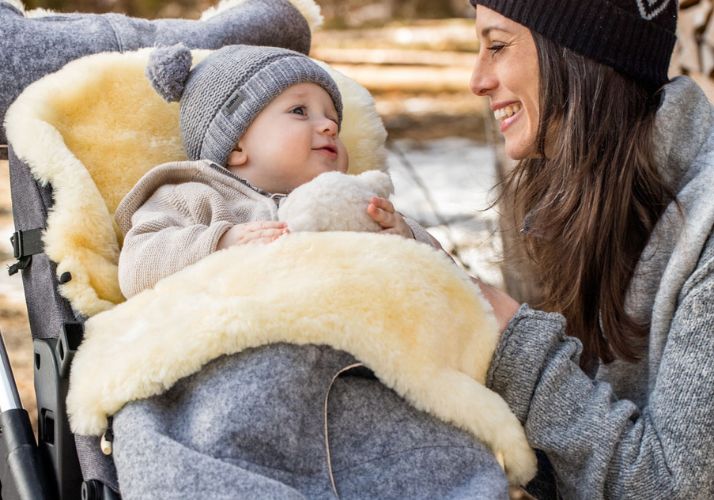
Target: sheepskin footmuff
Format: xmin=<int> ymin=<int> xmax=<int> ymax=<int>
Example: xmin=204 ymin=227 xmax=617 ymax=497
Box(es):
xmin=6 ymin=46 xmax=535 ymax=485
xmin=67 ymin=231 xmax=536 ymax=485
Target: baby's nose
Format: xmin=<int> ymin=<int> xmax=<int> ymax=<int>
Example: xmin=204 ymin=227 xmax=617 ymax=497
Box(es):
xmin=320 ymin=118 xmax=338 ymax=136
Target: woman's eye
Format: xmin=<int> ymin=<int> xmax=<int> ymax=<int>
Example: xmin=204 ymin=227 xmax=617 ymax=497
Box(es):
xmin=290 ymin=106 xmax=307 ymax=116
xmin=487 ymin=43 xmax=506 ymax=55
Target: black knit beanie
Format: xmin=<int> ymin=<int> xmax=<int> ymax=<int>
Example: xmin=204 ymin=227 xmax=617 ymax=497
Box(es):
xmin=470 ymin=0 xmax=678 ymax=89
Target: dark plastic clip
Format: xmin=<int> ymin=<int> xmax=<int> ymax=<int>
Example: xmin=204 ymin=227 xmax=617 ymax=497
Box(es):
xmin=8 ymin=228 xmax=44 ymax=276
xmin=56 ymin=322 xmax=84 ymax=379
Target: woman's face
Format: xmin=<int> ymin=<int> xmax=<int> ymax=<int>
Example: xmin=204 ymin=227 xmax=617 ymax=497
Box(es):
xmin=470 ymin=6 xmax=541 ymax=160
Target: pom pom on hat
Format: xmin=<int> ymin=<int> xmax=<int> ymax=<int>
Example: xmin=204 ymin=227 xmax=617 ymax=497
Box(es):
xmin=146 ymin=43 xmax=193 ymax=102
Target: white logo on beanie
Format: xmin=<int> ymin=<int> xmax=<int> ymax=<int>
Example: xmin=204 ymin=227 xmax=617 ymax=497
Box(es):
xmin=636 ymin=0 xmax=672 ymax=20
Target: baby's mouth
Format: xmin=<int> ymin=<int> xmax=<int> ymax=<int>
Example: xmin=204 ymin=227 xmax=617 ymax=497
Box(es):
xmin=314 ymin=145 xmax=337 ymax=155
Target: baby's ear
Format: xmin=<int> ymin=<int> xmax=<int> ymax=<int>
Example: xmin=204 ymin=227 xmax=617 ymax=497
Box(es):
xmin=226 ymin=148 xmax=247 ymax=168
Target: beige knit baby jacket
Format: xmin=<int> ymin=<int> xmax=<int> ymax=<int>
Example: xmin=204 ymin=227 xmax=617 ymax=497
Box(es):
xmin=116 ymin=160 xmax=436 ymax=298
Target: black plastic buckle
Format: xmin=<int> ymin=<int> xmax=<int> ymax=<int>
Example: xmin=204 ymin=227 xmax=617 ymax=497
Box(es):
xmin=57 ymin=322 xmax=83 ymax=379
xmin=8 ymin=229 xmax=44 ymax=276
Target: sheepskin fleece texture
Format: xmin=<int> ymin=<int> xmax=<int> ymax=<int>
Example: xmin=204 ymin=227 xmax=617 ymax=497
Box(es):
xmin=5 ymin=48 xmax=387 ymax=317
xmin=67 ymin=232 xmax=536 ymax=484
xmin=278 ymin=170 xmax=394 ymax=232
xmin=0 ymin=0 xmax=319 ymax=145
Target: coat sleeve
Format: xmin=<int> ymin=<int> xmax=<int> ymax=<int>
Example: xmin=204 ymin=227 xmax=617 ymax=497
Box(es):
xmin=117 ymin=182 xmax=234 ymax=299
xmin=486 ymin=264 xmax=714 ymax=499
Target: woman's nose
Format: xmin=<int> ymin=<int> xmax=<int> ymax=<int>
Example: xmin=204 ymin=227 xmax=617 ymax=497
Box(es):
xmin=470 ymin=58 xmax=496 ymax=96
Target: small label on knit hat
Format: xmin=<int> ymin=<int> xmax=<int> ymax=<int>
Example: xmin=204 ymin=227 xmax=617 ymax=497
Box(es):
xmin=226 ymin=90 xmax=244 ymax=114
xmin=636 ymin=0 xmax=672 ymax=20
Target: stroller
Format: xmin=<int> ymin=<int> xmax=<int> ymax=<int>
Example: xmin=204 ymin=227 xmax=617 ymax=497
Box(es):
xmin=0 ymin=0 xmax=326 ymax=497
xmin=0 ymin=46 xmax=446 ymax=500
xmin=0 ymin=5 xmax=533 ymax=499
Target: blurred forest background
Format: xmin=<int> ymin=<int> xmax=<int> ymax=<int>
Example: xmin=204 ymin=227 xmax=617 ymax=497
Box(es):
xmin=17 ymin=0 xmax=714 ymax=101
xmin=22 ymin=0 xmax=473 ymax=24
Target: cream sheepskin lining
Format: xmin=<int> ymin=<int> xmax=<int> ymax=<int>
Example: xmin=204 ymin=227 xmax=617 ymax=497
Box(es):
xmin=67 ymin=232 xmax=535 ymax=484
xmin=6 ymin=46 xmax=535 ymax=485
xmin=5 ymin=49 xmax=386 ymax=317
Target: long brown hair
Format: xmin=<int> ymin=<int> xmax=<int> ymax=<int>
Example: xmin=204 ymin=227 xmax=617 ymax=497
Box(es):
xmin=503 ymin=33 xmax=674 ymax=370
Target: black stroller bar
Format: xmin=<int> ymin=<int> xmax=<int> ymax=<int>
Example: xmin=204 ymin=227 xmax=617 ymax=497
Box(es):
xmin=0 ymin=330 xmax=52 ymax=500
xmin=0 ymin=331 xmax=22 ymax=412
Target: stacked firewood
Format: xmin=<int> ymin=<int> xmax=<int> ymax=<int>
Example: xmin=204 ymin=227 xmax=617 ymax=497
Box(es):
xmin=674 ymin=0 xmax=714 ymax=100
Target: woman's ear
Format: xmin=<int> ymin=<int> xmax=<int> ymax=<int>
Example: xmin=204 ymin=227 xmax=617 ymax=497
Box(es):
xmin=227 ymin=146 xmax=247 ymax=168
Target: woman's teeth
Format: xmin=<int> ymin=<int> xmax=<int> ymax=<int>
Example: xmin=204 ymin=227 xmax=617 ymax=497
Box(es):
xmin=494 ymin=104 xmax=522 ymax=121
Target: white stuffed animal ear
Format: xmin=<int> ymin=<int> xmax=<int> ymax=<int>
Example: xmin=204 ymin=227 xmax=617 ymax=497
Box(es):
xmin=278 ymin=170 xmax=394 ymax=233
xmin=356 ymin=170 xmax=394 ymax=199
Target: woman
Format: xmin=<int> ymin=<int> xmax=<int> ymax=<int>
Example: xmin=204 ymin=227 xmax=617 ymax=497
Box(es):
xmin=470 ymin=0 xmax=714 ymax=498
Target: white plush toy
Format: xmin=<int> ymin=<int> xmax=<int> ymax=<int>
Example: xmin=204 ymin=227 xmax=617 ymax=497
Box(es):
xmin=278 ymin=170 xmax=394 ymax=232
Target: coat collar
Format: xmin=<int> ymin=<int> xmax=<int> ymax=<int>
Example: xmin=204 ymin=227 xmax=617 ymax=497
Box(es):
xmin=653 ymin=76 xmax=714 ymax=192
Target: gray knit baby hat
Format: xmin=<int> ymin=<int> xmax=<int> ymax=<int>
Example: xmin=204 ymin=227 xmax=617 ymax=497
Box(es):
xmin=146 ymin=43 xmax=343 ymax=167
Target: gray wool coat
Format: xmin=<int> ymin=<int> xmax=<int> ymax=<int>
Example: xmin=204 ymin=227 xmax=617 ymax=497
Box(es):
xmin=487 ymin=76 xmax=714 ymax=499
xmin=0 ymin=0 xmax=311 ymax=145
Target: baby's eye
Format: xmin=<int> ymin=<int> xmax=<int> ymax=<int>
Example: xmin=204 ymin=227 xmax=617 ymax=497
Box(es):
xmin=290 ymin=106 xmax=307 ymax=116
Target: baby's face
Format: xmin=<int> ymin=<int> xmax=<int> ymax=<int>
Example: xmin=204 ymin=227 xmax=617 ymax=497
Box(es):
xmin=227 ymin=83 xmax=348 ymax=194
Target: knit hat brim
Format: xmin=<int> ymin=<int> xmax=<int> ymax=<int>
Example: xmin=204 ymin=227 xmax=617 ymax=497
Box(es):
xmin=200 ymin=54 xmax=342 ymax=166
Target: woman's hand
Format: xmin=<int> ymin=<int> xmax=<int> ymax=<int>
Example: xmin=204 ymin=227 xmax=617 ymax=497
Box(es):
xmin=472 ymin=277 xmax=520 ymax=333
xmin=217 ymin=221 xmax=289 ymax=249
xmin=367 ymin=197 xmax=414 ymax=239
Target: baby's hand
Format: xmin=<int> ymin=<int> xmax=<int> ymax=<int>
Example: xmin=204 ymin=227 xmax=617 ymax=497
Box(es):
xmin=217 ymin=221 xmax=289 ymax=250
xmin=367 ymin=197 xmax=414 ymax=239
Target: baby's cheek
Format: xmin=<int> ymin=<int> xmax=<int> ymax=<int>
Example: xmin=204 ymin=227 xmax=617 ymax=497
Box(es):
xmin=336 ymin=140 xmax=349 ymax=172
xmin=337 ymin=154 xmax=349 ymax=173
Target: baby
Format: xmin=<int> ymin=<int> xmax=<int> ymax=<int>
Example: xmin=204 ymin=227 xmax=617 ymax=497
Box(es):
xmin=116 ymin=44 xmax=437 ymax=298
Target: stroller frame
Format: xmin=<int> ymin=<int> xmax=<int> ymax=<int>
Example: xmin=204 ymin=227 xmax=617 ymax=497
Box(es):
xmin=1 ymin=144 xmax=119 ymax=500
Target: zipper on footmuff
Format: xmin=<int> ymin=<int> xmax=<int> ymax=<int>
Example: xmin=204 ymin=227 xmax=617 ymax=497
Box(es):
xmin=100 ymin=416 xmax=114 ymax=455
xmin=323 ymin=363 xmax=376 ymax=498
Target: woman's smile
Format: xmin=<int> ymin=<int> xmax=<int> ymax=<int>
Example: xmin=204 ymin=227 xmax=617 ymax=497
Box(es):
xmin=492 ymin=102 xmax=523 ymax=132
